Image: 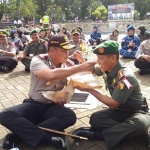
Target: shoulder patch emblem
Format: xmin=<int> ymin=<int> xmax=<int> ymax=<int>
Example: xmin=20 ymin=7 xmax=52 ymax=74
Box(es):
xmin=122 ymin=77 xmax=133 ymax=89
xmin=117 ymin=81 xmax=124 ymax=90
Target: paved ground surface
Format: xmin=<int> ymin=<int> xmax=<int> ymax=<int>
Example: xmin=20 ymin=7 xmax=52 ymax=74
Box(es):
xmin=0 ymin=38 xmax=150 ymax=150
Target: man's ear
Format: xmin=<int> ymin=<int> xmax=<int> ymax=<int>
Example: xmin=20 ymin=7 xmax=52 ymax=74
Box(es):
xmin=111 ymin=54 xmax=117 ymax=63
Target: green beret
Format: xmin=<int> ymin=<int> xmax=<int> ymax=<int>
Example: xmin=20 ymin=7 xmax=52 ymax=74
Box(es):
xmin=29 ymin=29 xmax=39 ymax=35
xmin=39 ymin=28 xmax=46 ymax=32
xmin=93 ymin=41 xmax=119 ymax=55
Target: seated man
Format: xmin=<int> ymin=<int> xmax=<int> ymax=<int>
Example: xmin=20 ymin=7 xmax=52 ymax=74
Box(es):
xmin=69 ymin=28 xmax=87 ymax=64
xmin=135 ymin=32 xmax=150 ymax=75
xmin=88 ymin=26 xmax=101 ymax=47
xmin=0 ymin=34 xmax=95 ymax=150
xmin=17 ymin=29 xmax=48 ymax=72
xmin=120 ymin=25 xmax=140 ymax=58
xmin=0 ymin=31 xmax=17 ymax=73
xmin=73 ymin=41 xmax=150 ymax=150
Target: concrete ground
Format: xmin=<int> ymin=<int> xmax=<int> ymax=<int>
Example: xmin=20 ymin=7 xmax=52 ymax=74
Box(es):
xmin=0 ymin=39 xmax=150 ymax=150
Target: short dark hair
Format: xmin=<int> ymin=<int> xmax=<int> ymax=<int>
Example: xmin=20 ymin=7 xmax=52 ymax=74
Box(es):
xmin=107 ymin=52 xmax=119 ymax=60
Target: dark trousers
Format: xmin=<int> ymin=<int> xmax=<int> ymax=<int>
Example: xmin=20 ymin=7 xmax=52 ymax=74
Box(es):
xmin=0 ymin=59 xmax=18 ymax=72
xmin=0 ymin=99 xmax=76 ymax=147
xmin=90 ymin=109 xmax=150 ymax=149
xmin=134 ymin=59 xmax=150 ymax=70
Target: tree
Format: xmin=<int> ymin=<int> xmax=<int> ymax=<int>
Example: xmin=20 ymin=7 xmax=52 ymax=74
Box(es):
xmin=6 ymin=0 xmax=37 ymax=23
xmin=92 ymin=5 xmax=107 ymax=20
xmin=132 ymin=0 xmax=150 ymax=20
xmin=0 ymin=0 xmax=7 ymax=21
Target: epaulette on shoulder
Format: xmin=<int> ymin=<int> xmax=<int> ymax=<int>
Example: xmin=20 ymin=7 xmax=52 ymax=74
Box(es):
xmin=28 ymin=41 xmax=33 ymax=44
xmin=117 ymin=69 xmax=125 ymax=80
xmin=38 ymin=54 xmax=48 ymax=60
xmin=40 ymin=39 xmax=45 ymax=43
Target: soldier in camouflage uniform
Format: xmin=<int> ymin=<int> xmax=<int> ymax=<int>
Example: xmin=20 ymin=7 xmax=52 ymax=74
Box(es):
xmin=0 ymin=31 xmax=17 ymax=73
xmin=73 ymin=41 xmax=150 ymax=150
xmin=17 ymin=29 xmax=48 ymax=72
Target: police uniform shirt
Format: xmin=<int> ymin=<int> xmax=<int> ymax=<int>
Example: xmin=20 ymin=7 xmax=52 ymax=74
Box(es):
xmin=94 ymin=61 xmax=145 ymax=111
xmin=29 ymin=55 xmax=67 ymax=103
xmin=135 ymin=39 xmax=150 ymax=59
xmin=24 ymin=39 xmax=48 ymax=56
xmin=0 ymin=43 xmax=16 ymax=60
xmin=69 ymin=39 xmax=86 ymax=56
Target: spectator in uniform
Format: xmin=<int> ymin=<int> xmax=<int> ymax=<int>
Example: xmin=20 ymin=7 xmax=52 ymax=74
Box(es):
xmin=137 ymin=26 xmax=148 ymax=43
xmin=17 ymin=29 xmax=48 ymax=72
xmin=135 ymin=32 xmax=150 ymax=75
xmin=77 ymin=27 xmax=86 ymax=41
xmin=42 ymin=12 xmax=50 ymax=28
xmin=0 ymin=31 xmax=17 ymax=73
xmin=120 ymin=25 xmax=140 ymax=58
xmin=17 ymin=30 xmax=28 ymax=50
xmin=69 ymin=28 xmax=87 ymax=64
xmin=0 ymin=34 xmax=95 ymax=150
xmin=89 ymin=26 xmax=101 ymax=46
xmin=8 ymin=30 xmax=23 ymax=54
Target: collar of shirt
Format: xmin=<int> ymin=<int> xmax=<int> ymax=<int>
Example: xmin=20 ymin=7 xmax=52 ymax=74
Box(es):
xmin=106 ymin=61 xmax=122 ymax=79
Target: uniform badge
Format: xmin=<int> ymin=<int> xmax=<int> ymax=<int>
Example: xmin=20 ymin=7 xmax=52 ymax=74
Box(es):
xmin=98 ymin=47 xmax=104 ymax=53
xmin=117 ymin=81 xmax=124 ymax=90
xmin=122 ymin=77 xmax=133 ymax=89
xmin=46 ymin=81 xmax=51 ymax=86
xmin=118 ymin=69 xmax=125 ymax=79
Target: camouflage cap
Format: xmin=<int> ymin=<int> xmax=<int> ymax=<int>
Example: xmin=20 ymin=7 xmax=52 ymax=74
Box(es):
xmin=0 ymin=31 xmax=8 ymax=37
xmin=48 ymin=34 xmax=75 ymax=50
xmin=93 ymin=40 xmax=119 ymax=55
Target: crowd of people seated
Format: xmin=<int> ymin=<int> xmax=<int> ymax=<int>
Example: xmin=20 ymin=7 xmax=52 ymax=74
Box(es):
xmin=0 ymin=23 xmax=150 ymax=75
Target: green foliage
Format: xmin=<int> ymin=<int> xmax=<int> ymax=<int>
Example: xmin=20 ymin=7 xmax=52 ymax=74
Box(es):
xmin=0 ymin=0 xmax=7 ymax=21
xmin=92 ymin=6 xmax=107 ymax=19
xmin=134 ymin=10 xmax=139 ymax=20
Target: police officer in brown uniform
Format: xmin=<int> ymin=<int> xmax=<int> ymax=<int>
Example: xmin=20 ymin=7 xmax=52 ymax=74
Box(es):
xmin=0 ymin=31 xmax=17 ymax=73
xmin=17 ymin=29 xmax=48 ymax=72
xmin=0 ymin=34 xmax=95 ymax=150
xmin=73 ymin=41 xmax=150 ymax=149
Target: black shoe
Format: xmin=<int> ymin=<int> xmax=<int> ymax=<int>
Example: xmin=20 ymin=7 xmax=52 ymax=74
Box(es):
xmin=25 ymin=67 xmax=30 ymax=72
xmin=139 ymin=69 xmax=150 ymax=75
xmin=51 ymin=136 xmax=69 ymax=150
xmin=3 ymin=133 xmax=21 ymax=150
xmin=72 ymin=127 xmax=94 ymax=141
xmin=92 ymin=46 xmax=96 ymax=49
xmin=1 ymin=66 xmax=9 ymax=73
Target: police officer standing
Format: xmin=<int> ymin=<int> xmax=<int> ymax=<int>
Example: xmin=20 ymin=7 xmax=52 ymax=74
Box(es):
xmin=73 ymin=41 xmax=150 ymax=149
xmin=42 ymin=12 xmax=50 ymax=28
xmin=0 ymin=31 xmax=17 ymax=73
xmin=0 ymin=34 xmax=95 ymax=150
xmin=17 ymin=29 xmax=48 ymax=72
